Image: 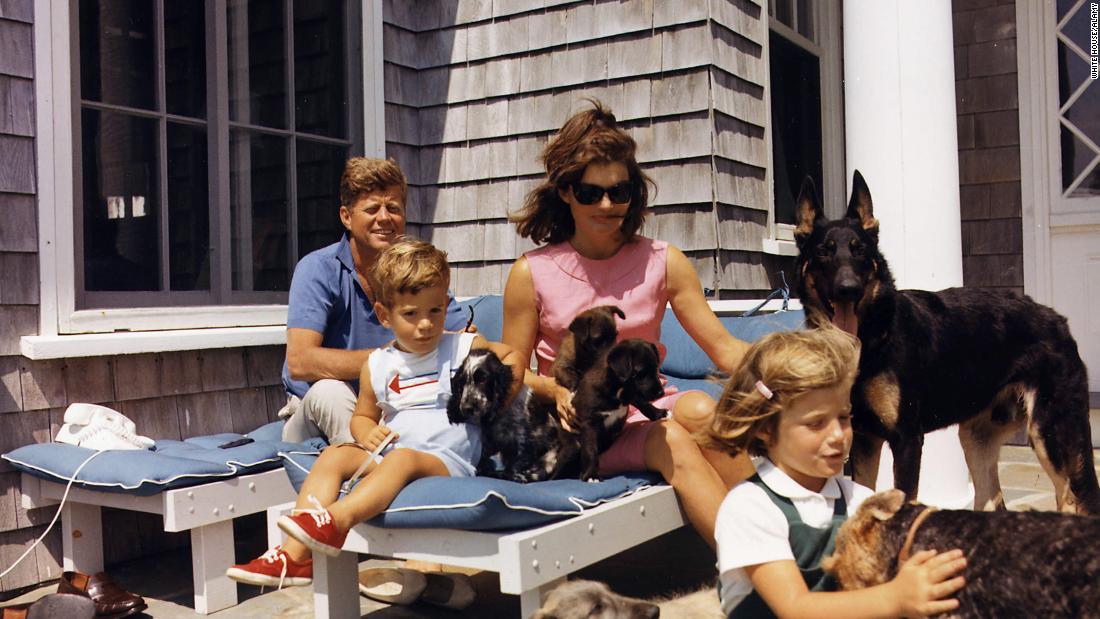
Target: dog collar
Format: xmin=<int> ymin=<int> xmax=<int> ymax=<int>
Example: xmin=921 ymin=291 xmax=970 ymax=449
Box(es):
xmin=897 ymin=505 xmax=939 ymax=565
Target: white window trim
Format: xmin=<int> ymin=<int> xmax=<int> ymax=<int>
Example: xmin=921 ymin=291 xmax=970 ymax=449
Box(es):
xmin=29 ymin=0 xmax=385 ymax=351
xmin=761 ymin=0 xmax=844 ymax=257
xmin=1017 ymin=0 xmax=1100 ymax=306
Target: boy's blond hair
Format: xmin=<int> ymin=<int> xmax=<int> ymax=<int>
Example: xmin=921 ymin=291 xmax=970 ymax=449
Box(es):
xmin=704 ymin=326 xmax=860 ymax=457
xmin=367 ymin=239 xmax=450 ymax=308
xmin=340 ymin=157 xmax=408 ymax=206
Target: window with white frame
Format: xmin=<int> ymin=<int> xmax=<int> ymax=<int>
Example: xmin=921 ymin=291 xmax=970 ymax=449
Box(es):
xmin=766 ymin=0 xmax=844 ymax=240
xmin=74 ymin=0 xmax=362 ymax=311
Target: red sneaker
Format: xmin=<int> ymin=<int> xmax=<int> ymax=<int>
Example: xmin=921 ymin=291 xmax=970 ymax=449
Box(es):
xmin=225 ymin=547 xmax=313 ymax=588
xmin=278 ymin=495 xmax=348 ymax=557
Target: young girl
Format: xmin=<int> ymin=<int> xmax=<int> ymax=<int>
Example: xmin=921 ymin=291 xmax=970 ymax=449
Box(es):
xmin=502 ymin=100 xmax=755 ymax=545
xmin=706 ymin=327 xmax=967 ymax=618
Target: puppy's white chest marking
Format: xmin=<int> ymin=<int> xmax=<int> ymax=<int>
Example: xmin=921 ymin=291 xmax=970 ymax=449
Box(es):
xmin=601 ymin=406 xmax=628 ymax=429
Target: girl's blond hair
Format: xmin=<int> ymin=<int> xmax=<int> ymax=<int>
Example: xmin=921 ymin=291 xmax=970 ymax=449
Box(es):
xmin=704 ymin=326 xmax=860 ymax=457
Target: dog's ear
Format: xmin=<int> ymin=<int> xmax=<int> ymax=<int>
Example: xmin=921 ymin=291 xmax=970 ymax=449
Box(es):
xmin=868 ymin=489 xmax=906 ymax=520
xmin=845 ymin=170 xmax=879 ymax=234
xmin=794 ymin=176 xmax=824 ymax=246
xmin=607 ymin=345 xmax=635 ymax=384
xmin=608 ymin=305 xmax=625 ymax=320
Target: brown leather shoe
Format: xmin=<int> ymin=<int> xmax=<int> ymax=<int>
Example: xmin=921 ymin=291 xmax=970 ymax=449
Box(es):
xmin=58 ymin=571 xmax=147 ymax=618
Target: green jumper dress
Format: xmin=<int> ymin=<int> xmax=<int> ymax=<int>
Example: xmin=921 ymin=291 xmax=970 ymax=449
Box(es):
xmin=727 ymin=474 xmax=848 ymax=619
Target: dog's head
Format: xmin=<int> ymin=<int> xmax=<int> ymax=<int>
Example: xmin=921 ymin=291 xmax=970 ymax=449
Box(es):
xmin=447 ymin=349 xmax=513 ymax=425
xmin=793 ymin=171 xmax=893 ymax=336
xmin=607 ymin=339 xmax=665 ymax=405
xmin=568 ymin=305 xmax=626 ymax=358
xmin=534 ymin=580 xmax=660 ymax=619
xmin=822 ymin=489 xmax=907 ymax=590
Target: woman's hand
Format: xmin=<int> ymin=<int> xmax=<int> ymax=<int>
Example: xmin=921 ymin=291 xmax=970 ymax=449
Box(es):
xmin=554 ymin=384 xmax=577 ymax=432
xmin=362 ymin=425 xmax=398 ymax=452
xmin=888 ymin=548 xmax=966 ymax=617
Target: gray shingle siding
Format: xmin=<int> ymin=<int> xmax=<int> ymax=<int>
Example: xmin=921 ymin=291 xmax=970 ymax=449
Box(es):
xmin=384 ymin=0 xmax=771 ymax=297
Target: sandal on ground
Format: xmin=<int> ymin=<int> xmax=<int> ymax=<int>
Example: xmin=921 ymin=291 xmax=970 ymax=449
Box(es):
xmin=357 ymin=567 xmax=427 ymax=605
xmin=420 ymin=572 xmax=476 ymax=610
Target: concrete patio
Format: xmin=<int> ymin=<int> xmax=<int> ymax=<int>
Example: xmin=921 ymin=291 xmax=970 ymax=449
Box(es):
xmin=2 ymin=444 xmax=1096 ymax=618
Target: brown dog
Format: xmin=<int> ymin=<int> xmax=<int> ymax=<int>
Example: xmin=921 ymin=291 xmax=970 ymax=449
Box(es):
xmin=534 ymin=580 xmax=723 ymax=619
xmin=551 ymin=305 xmax=625 ymax=391
xmin=823 ymin=490 xmax=1100 ymax=617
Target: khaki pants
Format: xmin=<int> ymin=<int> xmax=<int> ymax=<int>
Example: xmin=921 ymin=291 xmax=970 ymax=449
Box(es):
xmin=279 ymin=379 xmax=357 ymax=445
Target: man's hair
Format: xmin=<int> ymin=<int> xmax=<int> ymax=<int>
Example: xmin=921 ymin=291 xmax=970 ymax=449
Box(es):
xmin=704 ymin=326 xmax=860 ymax=457
xmin=367 ymin=239 xmax=450 ymax=308
xmin=340 ymin=157 xmax=408 ymax=207
xmin=509 ymin=99 xmax=654 ymax=244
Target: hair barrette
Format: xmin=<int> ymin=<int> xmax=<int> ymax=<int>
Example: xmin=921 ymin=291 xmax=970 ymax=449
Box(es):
xmin=755 ymin=380 xmax=773 ymax=400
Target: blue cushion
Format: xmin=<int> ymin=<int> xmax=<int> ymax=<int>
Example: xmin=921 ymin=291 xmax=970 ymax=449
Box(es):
xmin=454 ymin=295 xmax=504 ymax=343
xmin=660 ymin=310 xmax=805 ymax=379
xmin=281 ymin=451 xmax=660 ymax=531
xmin=2 ymin=424 xmax=324 ymax=496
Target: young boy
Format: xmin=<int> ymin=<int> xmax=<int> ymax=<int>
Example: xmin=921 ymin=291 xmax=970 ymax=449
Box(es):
xmin=228 ymin=239 xmax=524 ymax=594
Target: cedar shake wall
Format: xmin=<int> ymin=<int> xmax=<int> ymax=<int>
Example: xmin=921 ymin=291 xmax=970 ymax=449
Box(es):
xmin=383 ymin=0 xmax=774 ymax=298
xmin=0 ymin=2 xmax=287 ymax=593
xmin=953 ymin=0 xmax=1024 ymax=294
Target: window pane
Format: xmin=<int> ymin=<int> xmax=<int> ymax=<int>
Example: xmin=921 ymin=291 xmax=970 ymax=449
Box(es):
xmin=164 ymin=0 xmax=207 ymax=119
xmin=769 ymin=32 xmax=823 ymax=225
xmin=796 ymin=0 xmax=814 ymax=41
xmin=82 ymin=109 xmax=161 ymax=291
xmin=297 ymin=140 xmax=348 ymax=258
xmin=80 ymin=0 xmax=156 ymax=110
xmin=773 ymin=0 xmax=794 ymax=29
xmin=228 ymin=0 xmax=287 ymax=128
xmin=230 ymin=131 xmax=289 ymax=291
xmin=168 ymin=123 xmax=210 ymax=290
xmin=294 ymin=0 xmax=347 ymax=138
xmin=1064 ymin=83 xmax=1100 ymax=148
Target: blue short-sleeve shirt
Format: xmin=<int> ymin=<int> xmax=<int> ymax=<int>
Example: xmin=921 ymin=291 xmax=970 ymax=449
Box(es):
xmin=281 ymin=234 xmax=468 ymax=398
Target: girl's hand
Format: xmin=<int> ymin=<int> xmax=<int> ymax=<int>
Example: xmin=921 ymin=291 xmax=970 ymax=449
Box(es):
xmin=889 ymin=548 xmax=966 ymax=617
xmin=363 ymin=425 xmax=397 ymax=452
xmin=554 ymin=385 xmax=577 ymax=432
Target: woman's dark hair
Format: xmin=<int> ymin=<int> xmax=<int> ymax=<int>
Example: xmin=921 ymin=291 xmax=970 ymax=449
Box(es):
xmin=509 ymin=100 xmax=655 ymax=244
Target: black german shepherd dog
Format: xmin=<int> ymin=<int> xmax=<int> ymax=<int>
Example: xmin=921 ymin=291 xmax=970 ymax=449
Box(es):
xmin=795 ymin=170 xmax=1100 ymax=514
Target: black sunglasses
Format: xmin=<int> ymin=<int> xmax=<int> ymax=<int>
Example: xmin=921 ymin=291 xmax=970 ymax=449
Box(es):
xmin=570 ymin=181 xmax=633 ymax=205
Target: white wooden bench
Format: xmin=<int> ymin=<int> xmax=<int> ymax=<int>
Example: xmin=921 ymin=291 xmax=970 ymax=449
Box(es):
xmin=21 ymin=468 xmax=296 ymax=614
xmin=267 ymin=484 xmax=687 ymax=618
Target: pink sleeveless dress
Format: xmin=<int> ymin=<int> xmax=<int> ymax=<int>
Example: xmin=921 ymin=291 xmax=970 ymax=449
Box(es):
xmin=525 ymin=236 xmax=690 ymax=475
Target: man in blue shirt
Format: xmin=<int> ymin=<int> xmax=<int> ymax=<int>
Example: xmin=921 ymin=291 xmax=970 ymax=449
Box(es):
xmin=280 ymin=157 xmax=466 ymax=444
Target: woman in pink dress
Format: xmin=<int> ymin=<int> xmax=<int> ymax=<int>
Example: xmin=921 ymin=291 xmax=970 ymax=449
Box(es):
xmin=502 ymin=101 xmax=755 ymax=544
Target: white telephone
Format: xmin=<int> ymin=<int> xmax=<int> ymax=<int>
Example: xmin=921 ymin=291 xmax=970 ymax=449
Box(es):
xmin=55 ymin=403 xmax=155 ymax=451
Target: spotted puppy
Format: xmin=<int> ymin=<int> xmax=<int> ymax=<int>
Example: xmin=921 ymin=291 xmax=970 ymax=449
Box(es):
xmin=823 ymin=489 xmax=1100 ymax=618
xmin=446 ymin=348 xmax=521 ymax=476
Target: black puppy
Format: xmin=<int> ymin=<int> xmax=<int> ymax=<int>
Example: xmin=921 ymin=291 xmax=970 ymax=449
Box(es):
xmin=824 ymin=490 xmax=1100 ymax=617
xmin=551 ymin=305 xmax=625 ymax=391
xmin=795 ymin=171 xmax=1100 ymax=514
xmin=571 ymin=338 xmax=667 ymax=481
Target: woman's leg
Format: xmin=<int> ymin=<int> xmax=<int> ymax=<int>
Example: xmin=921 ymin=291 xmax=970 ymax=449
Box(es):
xmin=671 ymin=391 xmax=755 ymax=487
xmin=282 ymin=444 xmax=372 ymax=562
xmin=326 ymin=448 xmax=450 ymax=532
xmin=643 ymin=418 xmax=729 ymax=548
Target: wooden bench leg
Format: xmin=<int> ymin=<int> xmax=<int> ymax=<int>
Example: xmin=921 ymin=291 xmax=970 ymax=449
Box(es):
xmin=520 ymin=577 xmax=565 ymax=618
xmin=190 ymin=520 xmax=237 ymax=614
xmin=61 ymin=502 xmax=104 ymax=574
xmin=313 ymin=551 xmax=359 ymax=619
xmin=266 ymin=502 xmax=292 ymax=549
